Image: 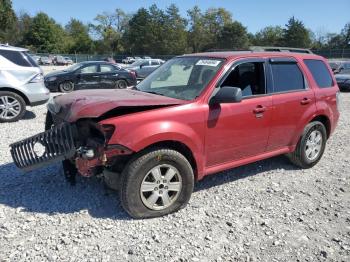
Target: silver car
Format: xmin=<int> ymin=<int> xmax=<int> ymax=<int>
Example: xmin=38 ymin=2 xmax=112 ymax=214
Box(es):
xmin=124 ymin=59 xmax=165 ymax=80
xmin=0 ymin=44 xmax=50 ymax=122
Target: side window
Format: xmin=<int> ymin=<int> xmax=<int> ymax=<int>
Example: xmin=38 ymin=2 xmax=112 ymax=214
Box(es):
xmin=0 ymin=50 xmax=33 ymax=67
xmin=141 ymin=61 xmax=150 ymax=67
xmin=271 ymin=63 xmax=305 ymax=92
xmin=100 ymin=64 xmax=115 ymax=73
xmin=151 ymin=61 xmax=159 ymax=66
xmin=221 ymin=62 xmax=266 ymax=97
xmin=80 ymin=65 xmax=98 ymax=74
xmin=304 ymin=59 xmax=333 ymax=88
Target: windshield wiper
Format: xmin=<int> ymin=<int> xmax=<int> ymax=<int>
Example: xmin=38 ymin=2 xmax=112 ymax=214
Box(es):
xmin=142 ymin=91 xmax=166 ymax=97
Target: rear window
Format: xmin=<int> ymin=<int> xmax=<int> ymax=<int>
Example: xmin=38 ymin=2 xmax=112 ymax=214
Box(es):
xmin=304 ymin=59 xmax=333 ymax=88
xmin=0 ymin=50 xmax=37 ymax=67
xmin=271 ymin=63 xmax=305 ymax=92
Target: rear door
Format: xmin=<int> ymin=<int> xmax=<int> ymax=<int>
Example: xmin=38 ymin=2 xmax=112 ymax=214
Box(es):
xmin=98 ymin=64 xmax=120 ymax=89
xmin=266 ymin=57 xmax=316 ymax=151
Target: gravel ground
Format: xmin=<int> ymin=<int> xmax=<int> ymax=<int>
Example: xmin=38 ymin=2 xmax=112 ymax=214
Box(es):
xmin=0 ymin=93 xmax=349 ymax=262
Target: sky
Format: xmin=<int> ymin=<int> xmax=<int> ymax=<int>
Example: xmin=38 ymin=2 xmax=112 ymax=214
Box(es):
xmin=11 ymin=0 xmax=350 ymax=34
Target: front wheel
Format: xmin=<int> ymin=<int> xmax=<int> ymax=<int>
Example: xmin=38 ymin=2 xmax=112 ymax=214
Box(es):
xmin=120 ymin=149 xmax=194 ymax=218
xmin=0 ymin=91 xmax=26 ymax=122
xmin=287 ymin=121 xmax=327 ymax=168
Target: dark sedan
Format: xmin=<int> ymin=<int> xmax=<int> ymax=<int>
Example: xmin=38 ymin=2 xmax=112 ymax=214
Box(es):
xmin=44 ymin=61 xmax=137 ymax=92
xmin=335 ymin=69 xmax=350 ymax=91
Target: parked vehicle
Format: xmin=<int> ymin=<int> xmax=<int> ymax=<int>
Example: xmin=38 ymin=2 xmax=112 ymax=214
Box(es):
xmin=143 ymin=56 xmax=152 ymax=59
xmin=64 ymin=57 xmax=74 ymax=65
xmin=122 ymin=57 xmax=135 ymax=64
xmin=44 ymin=61 xmax=137 ymax=92
xmin=125 ymin=59 xmax=165 ymax=79
xmin=11 ymin=51 xmax=340 ymax=218
xmin=0 ymin=44 xmax=50 ymax=122
xmin=54 ymin=55 xmax=69 ymax=65
xmin=335 ymin=69 xmax=350 ymax=91
xmin=39 ymin=56 xmax=52 ymax=65
xmin=329 ymin=60 xmax=350 ymax=74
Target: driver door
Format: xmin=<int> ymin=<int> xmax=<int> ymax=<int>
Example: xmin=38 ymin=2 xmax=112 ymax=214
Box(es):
xmin=205 ymin=59 xmax=272 ymax=167
xmin=75 ymin=64 xmax=100 ymax=89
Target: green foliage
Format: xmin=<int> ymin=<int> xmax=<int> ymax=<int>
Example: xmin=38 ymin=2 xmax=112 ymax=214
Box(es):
xmin=0 ymin=2 xmax=348 ymax=55
xmin=0 ymin=0 xmax=17 ymax=42
xmin=282 ymin=17 xmax=311 ymax=48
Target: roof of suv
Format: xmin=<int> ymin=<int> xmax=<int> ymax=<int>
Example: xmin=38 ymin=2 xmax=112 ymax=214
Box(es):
xmin=0 ymin=44 xmax=28 ymax=52
xmin=182 ymin=51 xmax=323 ymax=60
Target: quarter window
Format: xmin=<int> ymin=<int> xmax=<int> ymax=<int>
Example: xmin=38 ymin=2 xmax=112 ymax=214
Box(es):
xmin=304 ymin=59 xmax=333 ymax=88
xmin=271 ymin=63 xmax=305 ymax=92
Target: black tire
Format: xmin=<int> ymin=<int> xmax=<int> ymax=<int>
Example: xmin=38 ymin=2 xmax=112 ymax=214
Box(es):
xmin=59 ymin=81 xmax=74 ymax=93
xmin=0 ymin=91 xmax=26 ymax=123
xmin=115 ymin=79 xmax=128 ymax=89
xmin=287 ymin=121 xmax=327 ymax=168
xmin=120 ymin=148 xmax=194 ymax=218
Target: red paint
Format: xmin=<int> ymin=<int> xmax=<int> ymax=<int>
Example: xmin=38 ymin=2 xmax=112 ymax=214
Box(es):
xmin=59 ymin=52 xmax=339 ymax=180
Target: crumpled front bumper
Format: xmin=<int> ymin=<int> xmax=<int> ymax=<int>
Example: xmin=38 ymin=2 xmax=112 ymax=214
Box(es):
xmin=10 ymin=123 xmax=77 ymax=171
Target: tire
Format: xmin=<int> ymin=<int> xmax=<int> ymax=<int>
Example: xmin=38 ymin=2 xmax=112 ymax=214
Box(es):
xmin=120 ymin=148 xmax=194 ymax=218
xmin=59 ymin=81 xmax=74 ymax=93
xmin=0 ymin=91 xmax=26 ymax=123
xmin=115 ymin=79 xmax=128 ymax=89
xmin=287 ymin=121 xmax=327 ymax=169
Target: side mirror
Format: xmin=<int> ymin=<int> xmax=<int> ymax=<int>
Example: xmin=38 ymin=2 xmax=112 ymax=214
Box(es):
xmin=210 ymin=86 xmax=242 ymax=105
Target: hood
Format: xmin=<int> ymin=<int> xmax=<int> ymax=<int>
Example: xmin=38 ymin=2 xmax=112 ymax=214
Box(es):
xmin=49 ymin=89 xmax=186 ymax=122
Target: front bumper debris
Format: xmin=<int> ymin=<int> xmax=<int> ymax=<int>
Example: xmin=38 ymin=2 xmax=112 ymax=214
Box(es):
xmin=10 ymin=123 xmax=77 ymax=171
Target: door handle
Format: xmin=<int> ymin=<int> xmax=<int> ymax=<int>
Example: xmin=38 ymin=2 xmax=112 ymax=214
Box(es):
xmin=300 ymin=98 xmax=312 ymax=105
xmin=253 ymin=105 xmax=266 ymax=114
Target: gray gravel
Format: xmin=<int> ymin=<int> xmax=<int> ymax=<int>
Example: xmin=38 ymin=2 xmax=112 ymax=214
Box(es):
xmin=1 ymin=93 xmax=350 ymax=262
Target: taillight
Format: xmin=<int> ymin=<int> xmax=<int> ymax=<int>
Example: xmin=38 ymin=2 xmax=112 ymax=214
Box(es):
xmin=29 ymin=73 xmax=44 ymax=83
xmin=129 ymin=70 xmax=137 ymax=79
xmin=101 ymin=124 xmax=115 ymax=141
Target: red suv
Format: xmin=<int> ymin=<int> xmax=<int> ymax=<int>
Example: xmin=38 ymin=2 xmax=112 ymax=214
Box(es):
xmin=11 ymin=51 xmax=340 ymax=218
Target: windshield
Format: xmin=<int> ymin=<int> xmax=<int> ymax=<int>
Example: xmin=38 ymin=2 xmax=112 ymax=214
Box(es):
xmin=137 ymin=57 xmax=225 ymax=100
xmin=65 ymin=63 xmax=81 ymax=71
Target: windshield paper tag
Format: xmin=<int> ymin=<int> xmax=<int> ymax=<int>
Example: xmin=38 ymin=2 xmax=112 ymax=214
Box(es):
xmin=196 ymin=60 xmax=221 ymax=67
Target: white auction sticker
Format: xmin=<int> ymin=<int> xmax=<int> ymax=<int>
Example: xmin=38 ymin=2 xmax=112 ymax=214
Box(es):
xmin=196 ymin=60 xmax=221 ymax=67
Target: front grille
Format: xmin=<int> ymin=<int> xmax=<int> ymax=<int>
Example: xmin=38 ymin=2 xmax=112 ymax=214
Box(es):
xmin=10 ymin=123 xmax=77 ymax=171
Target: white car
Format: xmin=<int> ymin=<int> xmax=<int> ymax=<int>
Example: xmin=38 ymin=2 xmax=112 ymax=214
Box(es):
xmin=0 ymin=44 xmax=50 ymax=122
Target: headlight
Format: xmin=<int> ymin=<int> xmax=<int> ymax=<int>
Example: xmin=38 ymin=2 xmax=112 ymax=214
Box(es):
xmin=46 ymin=76 xmax=57 ymax=82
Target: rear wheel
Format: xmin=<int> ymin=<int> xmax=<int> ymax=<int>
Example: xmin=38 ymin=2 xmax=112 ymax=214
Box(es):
xmin=59 ymin=81 xmax=74 ymax=93
xmin=287 ymin=121 xmax=327 ymax=168
xmin=115 ymin=79 xmax=127 ymax=89
xmin=120 ymin=148 xmax=194 ymax=218
xmin=0 ymin=91 xmax=26 ymax=122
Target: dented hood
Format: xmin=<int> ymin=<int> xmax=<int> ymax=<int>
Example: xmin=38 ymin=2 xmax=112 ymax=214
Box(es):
xmin=48 ymin=89 xmax=186 ymax=122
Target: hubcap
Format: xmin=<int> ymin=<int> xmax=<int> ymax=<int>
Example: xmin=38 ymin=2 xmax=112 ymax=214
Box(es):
xmin=305 ymin=130 xmax=323 ymax=161
xmin=140 ymin=164 xmax=182 ymax=210
xmin=118 ymin=81 xmax=127 ymax=89
xmin=0 ymin=96 xmax=21 ymax=120
xmin=61 ymin=82 xmax=73 ymax=92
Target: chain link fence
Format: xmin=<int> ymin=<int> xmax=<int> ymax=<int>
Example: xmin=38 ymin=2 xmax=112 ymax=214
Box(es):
xmin=34 ymin=49 xmax=350 ymax=64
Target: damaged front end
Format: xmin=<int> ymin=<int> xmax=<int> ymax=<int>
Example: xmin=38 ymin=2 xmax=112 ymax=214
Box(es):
xmin=10 ymin=118 xmax=133 ymax=184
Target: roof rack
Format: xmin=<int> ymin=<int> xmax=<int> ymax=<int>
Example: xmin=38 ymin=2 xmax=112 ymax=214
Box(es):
xmin=249 ymin=46 xmax=313 ymax=54
xmin=206 ymin=46 xmax=313 ymax=54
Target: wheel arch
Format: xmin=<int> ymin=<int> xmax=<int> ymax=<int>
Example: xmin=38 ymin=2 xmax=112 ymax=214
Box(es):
xmin=0 ymin=87 xmax=30 ymax=105
xmin=309 ymin=115 xmax=331 ymax=138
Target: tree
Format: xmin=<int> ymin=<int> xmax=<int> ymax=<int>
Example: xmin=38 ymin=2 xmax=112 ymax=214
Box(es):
xmin=282 ymin=16 xmax=311 ymax=48
xmin=22 ymin=12 xmax=68 ymax=53
xmin=0 ymin=0 xmax=17 ymax=43
xmin=253 ymin=26 xmax=283 ymax=46
xmin=90 ymin=9 xmax=129 ymax=54
xmin=217 ymin=21 xmax=249 ymax=50
xmin=65 ymin=18 xmax=93 ymax=53
xmin=187 ymin=6 xmax=205 ymax=53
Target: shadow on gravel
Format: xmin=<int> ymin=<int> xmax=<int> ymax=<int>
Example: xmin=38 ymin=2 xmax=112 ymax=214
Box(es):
xmin=22 ymin=110 xmax=36 ymax=120
xmin=0 ymin=162 xmax=129 ymax=220
xmin=194 ymin=155 xmax=299 ymax=192
xmin=0 ymin=155 xmax=298 ymax=219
